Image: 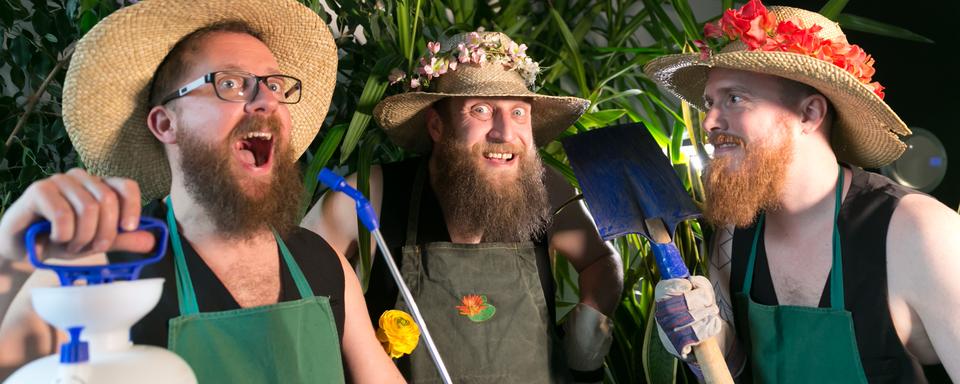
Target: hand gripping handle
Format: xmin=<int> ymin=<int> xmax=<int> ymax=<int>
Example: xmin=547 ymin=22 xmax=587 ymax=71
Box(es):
xmin=25 ymin=217 xmax=169 ymax=286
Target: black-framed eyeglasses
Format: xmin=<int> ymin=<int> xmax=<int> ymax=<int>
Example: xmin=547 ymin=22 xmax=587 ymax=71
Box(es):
xmin=159 ymin=71 xmax=302 ymax=105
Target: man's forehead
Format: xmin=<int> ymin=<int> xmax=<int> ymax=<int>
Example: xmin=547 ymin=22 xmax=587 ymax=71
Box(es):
xmin=190 ymin=32 xmax=281 ymax=74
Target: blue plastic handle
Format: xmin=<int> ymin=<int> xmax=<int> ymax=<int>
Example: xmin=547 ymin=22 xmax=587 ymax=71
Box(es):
xmin=650 ymin=242 xmax=690 ymax=279
xmin=25 ymin=217 xmax=169 ymax=286
xmin=317 ymin=168 xmax=379 ymax=231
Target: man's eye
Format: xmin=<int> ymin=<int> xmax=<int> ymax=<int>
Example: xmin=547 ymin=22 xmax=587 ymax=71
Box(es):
xmin=473 ymin=105 xmax=490 ymax=114
xmin=267 ymin=82 xmax=282 ymax=92
xmin=220 ymin=79 xmax=239 ymax=89
xmin=512 ymin=108 xmax=526 ymax=117
xmin=729 ymin=95 xmax=743 ymax=104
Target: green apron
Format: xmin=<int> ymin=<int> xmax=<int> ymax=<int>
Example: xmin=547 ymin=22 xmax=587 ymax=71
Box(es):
xmin=395 ymin=164 xmax=568 ymax=383
xmin=734 ymin=167 xmax=867 ymax=383
xmin=163 ymin=197 xmax=345 ymax=383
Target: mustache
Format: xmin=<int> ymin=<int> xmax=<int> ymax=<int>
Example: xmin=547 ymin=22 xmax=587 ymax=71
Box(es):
xmin=230 ymin=115 xmax=282 ymax=140
xmin=708 ymin=132 xmax=745 ymax=147
xmin=471 ymin=142 xmax=525 ymax=155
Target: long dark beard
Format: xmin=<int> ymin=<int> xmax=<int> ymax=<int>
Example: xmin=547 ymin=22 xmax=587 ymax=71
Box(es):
xmin=703 ymin=132 xmax=792 ymax=228
xmin=177 ymin=115 xmax=304 ymax=239
xmin=431 ymin=135 xmax=551 ymax=243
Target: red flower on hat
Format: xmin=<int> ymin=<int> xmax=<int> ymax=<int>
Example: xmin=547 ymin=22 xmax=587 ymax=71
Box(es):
xmin=700 ymin=0 xmax=886 ymax=99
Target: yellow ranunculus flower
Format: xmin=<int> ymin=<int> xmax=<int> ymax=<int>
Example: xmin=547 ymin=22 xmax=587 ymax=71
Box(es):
xmin=376 ymin=310 xmax=420 ymax=358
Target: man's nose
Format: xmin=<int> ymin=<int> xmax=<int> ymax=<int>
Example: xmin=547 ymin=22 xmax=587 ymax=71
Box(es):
xmin=244 ymin=80 xmax=280 ymax=115
xmin=703 ymin=104 xmax=723 ymax=133
xmin=487 ymin=110 xmax=517 ymax=143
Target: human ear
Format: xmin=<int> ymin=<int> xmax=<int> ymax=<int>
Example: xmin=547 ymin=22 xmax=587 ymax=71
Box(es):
xmin=426 ymin=107 xmax=444 ymax=143
xmin=799 ymin=94 xmax=829 ymax=135
xmin=146 ymin=105 xmax=178 ymax=144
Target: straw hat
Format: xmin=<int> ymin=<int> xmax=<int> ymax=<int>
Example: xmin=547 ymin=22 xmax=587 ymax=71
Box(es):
xmin=644 ymin=5 xmax=909 ymax=168
xmin=373 ymin=31 xmax=590 ymax=153
xmin=62 ymin=0 xmax=337 ymax=201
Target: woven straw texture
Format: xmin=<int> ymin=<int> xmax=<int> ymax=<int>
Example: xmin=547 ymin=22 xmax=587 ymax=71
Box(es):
xmin=373 ymin=32 xmax=590 ymax=153
xmin=62 ymin=0 xmax=337 ymax=200
xmin=643 ymin=6 xmax=909 ymax=168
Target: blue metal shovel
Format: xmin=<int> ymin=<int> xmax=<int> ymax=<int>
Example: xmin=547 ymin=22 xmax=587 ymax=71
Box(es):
xmin=561 ymin=122 xmax=733 ymax=384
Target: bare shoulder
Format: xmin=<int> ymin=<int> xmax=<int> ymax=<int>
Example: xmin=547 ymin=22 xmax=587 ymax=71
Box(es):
xmin=887 ymin=193 xmax=960 ymax=270
xmin=887 ymin=193 xmax=960 ymax=368
xmin=542 ymin=165 xmax=578 ymax=211
xmin=300 ymin=165 xmax=384 ymax=260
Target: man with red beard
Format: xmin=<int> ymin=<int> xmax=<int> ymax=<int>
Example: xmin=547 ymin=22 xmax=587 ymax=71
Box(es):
xmin=0 ymin=0 xmax=403 ymax=382
xmin=303 ymin=31 xmax=623 ymax=383
xmin=644 ymin=2 xmax=960 ymax=382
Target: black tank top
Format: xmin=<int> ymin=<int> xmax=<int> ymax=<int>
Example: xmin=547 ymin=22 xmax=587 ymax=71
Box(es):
xmin=107 ymin=199 xmax=345 ymax=347
xmin=365 ymin=157 xmax=557 ymax=328
xmin=730 ymin=166 xmax=925 ymax=383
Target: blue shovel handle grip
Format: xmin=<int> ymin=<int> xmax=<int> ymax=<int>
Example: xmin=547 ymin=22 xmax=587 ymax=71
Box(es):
xmin=317 ymin=168 xmax=379 ymax=231
xmin=650 ymin=242 xmax=690 ymax=280
xmin=25 ymin=217 xmax=169 ymax=286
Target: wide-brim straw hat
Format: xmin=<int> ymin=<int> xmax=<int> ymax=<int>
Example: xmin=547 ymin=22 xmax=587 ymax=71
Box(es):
xmin=374 ymin=32 xmax=590 ymax=153
xmin=62 ymin=0 xmax=337 ymax=201
xmin=644 ymin=6 xmax=909 ymax=168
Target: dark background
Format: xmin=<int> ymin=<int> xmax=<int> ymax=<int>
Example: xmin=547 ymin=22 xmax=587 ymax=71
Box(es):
xmin=779 ymin=0 xmax=959 ymax=209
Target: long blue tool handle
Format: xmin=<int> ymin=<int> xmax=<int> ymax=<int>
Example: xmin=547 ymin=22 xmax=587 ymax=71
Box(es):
xmin=318 ymin=169 xmax=453 ymax=384
xmin=25 ymin=217 xmax=169 ymax=285
xmin=650 ymin=242 xmax=690 ymax=279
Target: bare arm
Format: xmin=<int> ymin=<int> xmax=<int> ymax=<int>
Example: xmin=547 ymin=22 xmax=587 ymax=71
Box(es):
xmin=707 ymin=226 xmax=745 ymax=377
xmin=336 ymin=248 xmax=405 ymax=383
xmin=544 ymin=168 xmax=622 ymax=316
xmin=887 ymin=193 xmax=960 ymax=379
xmin=301 ymin=166 xmax=383 ymax=264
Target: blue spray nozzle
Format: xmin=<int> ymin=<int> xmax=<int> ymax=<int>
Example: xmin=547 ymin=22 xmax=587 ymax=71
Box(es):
xmin=59 ymin=327 xmax=89 ymax=364
xmin=25 ymin=217 xmax=169 ymax=286
xmin=317 ymin=169 xmax=379 ymax=231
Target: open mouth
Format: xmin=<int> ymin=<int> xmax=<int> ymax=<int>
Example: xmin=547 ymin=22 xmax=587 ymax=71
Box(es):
xmin=709 ymin=134 xmax=744 ymax=152
xmin=236 ymin=131 xmax=274 ymax=168
xmin=482 ymin=151 xmax=517 ymax=164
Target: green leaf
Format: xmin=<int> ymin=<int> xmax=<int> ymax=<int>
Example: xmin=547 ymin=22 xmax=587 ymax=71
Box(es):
xmin=670 ymin=0 xmax=701 ymax=40
xmin=355 ymin=132 xmax=381 ymax=292
xmin=44 ymin=34 xmax=58 ymax=43
xmin=577 ymin=109 xmax=627 ymax=129
xmin=596 ymin=89 xmax=644 ymax=106
xmin=338 ymin=57 xmax=395 ymax=163
xmin=643 ymin=305 xmax=678 ymax=383
xmin=838 ymin=13 xmax=934 ymax=43
xmin=818 ymin=0 xmax=849 ymax=21
xmin=549 ymin=7 xmax=590 ymax=97
xmin=300 ymin=123 xmax=347 ymax=218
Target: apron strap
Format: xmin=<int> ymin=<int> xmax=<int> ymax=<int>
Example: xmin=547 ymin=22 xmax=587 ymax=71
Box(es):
xmin=166 ymin=196 xmax=200 ymax=315
xmin=275 ymin=229 xmax=313 ymax=299
xmin=743 ymin=166 xmax=845 ymax=310
xmin=404 ymin=158 xmax=428 ymax=247
xmin=830 ymin=166 xmax=845 ymax=310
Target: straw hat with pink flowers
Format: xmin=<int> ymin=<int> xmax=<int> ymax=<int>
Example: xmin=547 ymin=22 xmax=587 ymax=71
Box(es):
xmin=374 ymin=31 xmax=590 ymax=153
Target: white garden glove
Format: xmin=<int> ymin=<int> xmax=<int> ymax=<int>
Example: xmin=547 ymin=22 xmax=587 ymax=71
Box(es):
xmin=563 ymin=302 xmax=614 ymax=378
xmin=653 ymin=276 xmax=729 ymax=361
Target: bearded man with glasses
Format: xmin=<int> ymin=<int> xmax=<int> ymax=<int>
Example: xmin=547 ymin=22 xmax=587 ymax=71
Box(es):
xmin=0 ymin=1 xmax=404 ymax=383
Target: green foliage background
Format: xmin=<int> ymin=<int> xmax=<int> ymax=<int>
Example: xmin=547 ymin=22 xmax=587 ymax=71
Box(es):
xmin=0 ymin=0 xmax=930 ymax=382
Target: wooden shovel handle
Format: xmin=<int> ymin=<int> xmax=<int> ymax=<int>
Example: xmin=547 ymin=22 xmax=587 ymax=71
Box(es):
xmin=694 ymin=337 xmax=734 ymax=384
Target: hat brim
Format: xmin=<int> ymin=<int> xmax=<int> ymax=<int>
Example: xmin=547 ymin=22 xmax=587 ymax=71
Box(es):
xmin=644 ymin=50 xmax=909 ymax=168
xmin=62 ymin=0 xmax=337 ymax=201
xmin=373 ymin=90 xmax=590 ymax=153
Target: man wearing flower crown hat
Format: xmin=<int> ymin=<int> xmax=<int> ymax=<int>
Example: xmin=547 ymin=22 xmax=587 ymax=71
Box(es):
xmin=0 ymin=0 xmax=406 ymax=382
xmin=643 ymin=1 xmax=960 ymax=382
xmin=303 ymin=31 xmax=623 ymax=383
